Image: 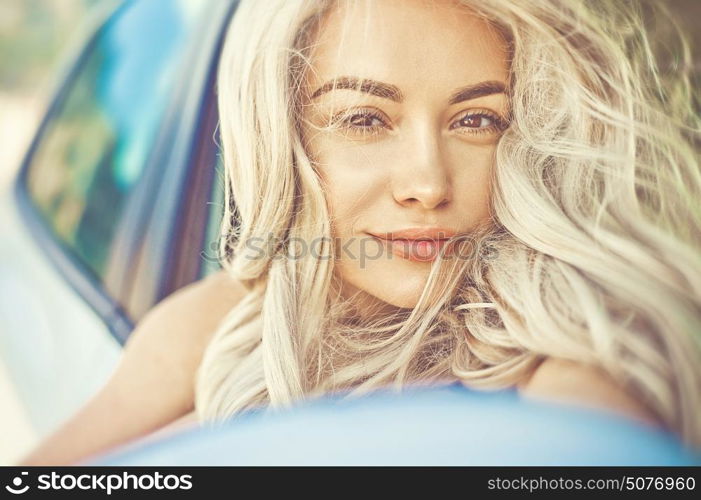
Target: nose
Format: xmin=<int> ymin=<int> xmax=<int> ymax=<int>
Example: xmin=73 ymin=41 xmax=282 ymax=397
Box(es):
xmin=391 ymin=120 xmax=451 ymax=210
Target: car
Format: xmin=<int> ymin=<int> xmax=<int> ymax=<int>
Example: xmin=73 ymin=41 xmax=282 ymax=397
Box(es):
xmin=1 ymin=0 xmax=699 ymax=467
xmin=0 ymin=0 xmax=238 ymax=439
xmin=90 ymin=382 xmax=701 ymax=466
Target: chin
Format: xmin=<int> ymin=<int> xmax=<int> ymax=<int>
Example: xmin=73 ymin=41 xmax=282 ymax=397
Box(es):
xmin=365 ymin=277 xmax=428 ymax=311
xmin=338 ymin=260 xmax=433 ymax=313
xmin=376 ymin=291 xmax=421 ymax=310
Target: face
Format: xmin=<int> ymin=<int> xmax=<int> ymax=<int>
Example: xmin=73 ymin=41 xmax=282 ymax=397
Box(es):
xmin=299 ymin=0 xmax=510 ymax=311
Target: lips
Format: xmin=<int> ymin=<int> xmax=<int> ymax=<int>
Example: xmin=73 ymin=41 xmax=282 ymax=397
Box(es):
xmin=370 ymin=227 xmax=457 ymax=241
xmin=367 ymin=228 xmax=457 ymax=262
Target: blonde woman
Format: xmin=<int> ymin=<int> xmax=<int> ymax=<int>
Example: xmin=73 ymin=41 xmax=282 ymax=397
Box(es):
xmin=20 ymin=0 xmax=701 ymax=465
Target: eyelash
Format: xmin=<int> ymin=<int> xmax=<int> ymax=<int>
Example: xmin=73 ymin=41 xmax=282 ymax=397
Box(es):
xmin=330 ymin=108 xmax=509 ymax=137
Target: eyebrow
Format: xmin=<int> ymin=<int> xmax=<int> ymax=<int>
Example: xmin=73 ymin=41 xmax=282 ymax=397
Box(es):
xmin=447 ymin=80 xmax=507 ymax=105
xmin=310 ymin=76 xmax=403 ymax=102
xmin=309 ymin=76 xmax=506 ymax=104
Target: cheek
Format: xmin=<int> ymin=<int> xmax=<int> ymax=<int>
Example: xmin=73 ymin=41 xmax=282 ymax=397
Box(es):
xmin=310 ymin=137 xmax=496 ymax=236
xmin=448 ymin=143 xmax=495 ymax=224
xmin=303 ymin=135 xmax=497 ymax=310
xmin=309 ymin=142 xmax=388 ymax=237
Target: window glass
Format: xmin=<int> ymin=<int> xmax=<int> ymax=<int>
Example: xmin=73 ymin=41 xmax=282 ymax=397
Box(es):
xmin=25 ymin=0 xmax=208 ymax=280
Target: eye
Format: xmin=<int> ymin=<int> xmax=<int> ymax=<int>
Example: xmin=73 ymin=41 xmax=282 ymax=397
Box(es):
xmin=450 ymin=110 xmax=508 ymax=136
xmin=460 ymin=114 xmax=493 ymax=128
xmin=331 ymin=108 xmax=388 ymax=136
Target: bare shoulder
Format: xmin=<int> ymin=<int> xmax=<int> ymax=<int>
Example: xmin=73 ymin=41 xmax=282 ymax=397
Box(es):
xmin=517 ymin=357 xmax=663 ymax=429
xmin=128 ymin=268 xmax=250 ymax=358
xmin=112 ymin=267 xmax=251 ymax=419
xmin=118 ymin=268 xmax=250 ymax=388
xmin=17 ymin=269 xmax=248 ymax=466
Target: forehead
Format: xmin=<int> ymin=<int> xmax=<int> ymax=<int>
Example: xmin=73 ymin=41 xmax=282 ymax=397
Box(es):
xmin=305 ymin=0 xmax=509 ymax=94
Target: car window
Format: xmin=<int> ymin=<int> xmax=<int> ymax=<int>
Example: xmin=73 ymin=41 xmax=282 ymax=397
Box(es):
xmin=23 ymin=0 xmax=208 ymax=282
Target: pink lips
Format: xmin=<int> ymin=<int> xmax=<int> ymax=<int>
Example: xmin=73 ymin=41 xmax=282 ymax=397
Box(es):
xmin=368 ymin=227 xmax=458 ymax=262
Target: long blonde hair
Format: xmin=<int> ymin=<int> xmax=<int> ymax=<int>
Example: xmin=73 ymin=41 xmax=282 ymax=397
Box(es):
xmin=194 ymin=0 xmax=701 ymax=449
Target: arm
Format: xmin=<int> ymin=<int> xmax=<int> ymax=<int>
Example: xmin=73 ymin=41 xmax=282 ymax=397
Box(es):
xmin=517 ymin=357 xmax=663 ymax=429
xmin=15 ymin=269 xmax=248 ymax=466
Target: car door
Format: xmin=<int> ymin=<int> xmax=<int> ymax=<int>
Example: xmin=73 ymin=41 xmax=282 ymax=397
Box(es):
xmin=0 ymin=0 xmax=235 ymax=437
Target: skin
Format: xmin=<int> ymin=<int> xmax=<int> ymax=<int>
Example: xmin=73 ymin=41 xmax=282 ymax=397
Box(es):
xmin=300 ymin=0 xmax=663 ymax=427
xmin=16 ymin=0 xmax=662 ymax=465
xmin=300 ymin=0 xmax=510 ymax=311
xmin=16 ymin=270 xmax=248 ymax=465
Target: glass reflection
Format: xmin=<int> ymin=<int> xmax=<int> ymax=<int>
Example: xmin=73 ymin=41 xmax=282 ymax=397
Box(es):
xmin=27 ymin=0 xmax=208 ymax=280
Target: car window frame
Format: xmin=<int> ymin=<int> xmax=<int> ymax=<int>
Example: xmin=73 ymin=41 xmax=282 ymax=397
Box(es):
xmin=159 ymin=32 xmax=227 ymax=297
xmin=122 ymin=0 xmax=239 ymax=326
xmin=12 ymin=0 xmax=238 ymax=345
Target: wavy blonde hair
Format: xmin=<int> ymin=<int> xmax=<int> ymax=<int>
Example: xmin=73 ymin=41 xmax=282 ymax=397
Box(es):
xmin=194 ymin=0 xmax=701 ymax=449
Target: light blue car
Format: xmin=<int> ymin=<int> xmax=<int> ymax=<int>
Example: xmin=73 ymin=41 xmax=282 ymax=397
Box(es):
xmin=0 ymin=0 xmax=234 ymax=439
xmin=1 ymin=0 xmax=699 ymax=466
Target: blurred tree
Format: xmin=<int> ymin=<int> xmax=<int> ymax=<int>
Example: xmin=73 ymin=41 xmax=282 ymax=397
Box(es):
xmin=0 ymin=0 xmax=698 ymax=99
xmin=0 ymin=0 xmax=102 ymax=93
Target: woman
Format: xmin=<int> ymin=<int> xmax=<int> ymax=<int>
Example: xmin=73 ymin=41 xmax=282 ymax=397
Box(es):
xmin=19 ymin=0 xmax=701 ymax=465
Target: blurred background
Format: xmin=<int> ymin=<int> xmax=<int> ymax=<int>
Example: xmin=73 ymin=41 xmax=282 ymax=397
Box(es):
xmin=0 ymin=1 xmax=101 ymax=189
xmin=0 ymin=0 xmax=699 ymax=466
xmin=0 ymin=0 xmax=102 ymax=465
